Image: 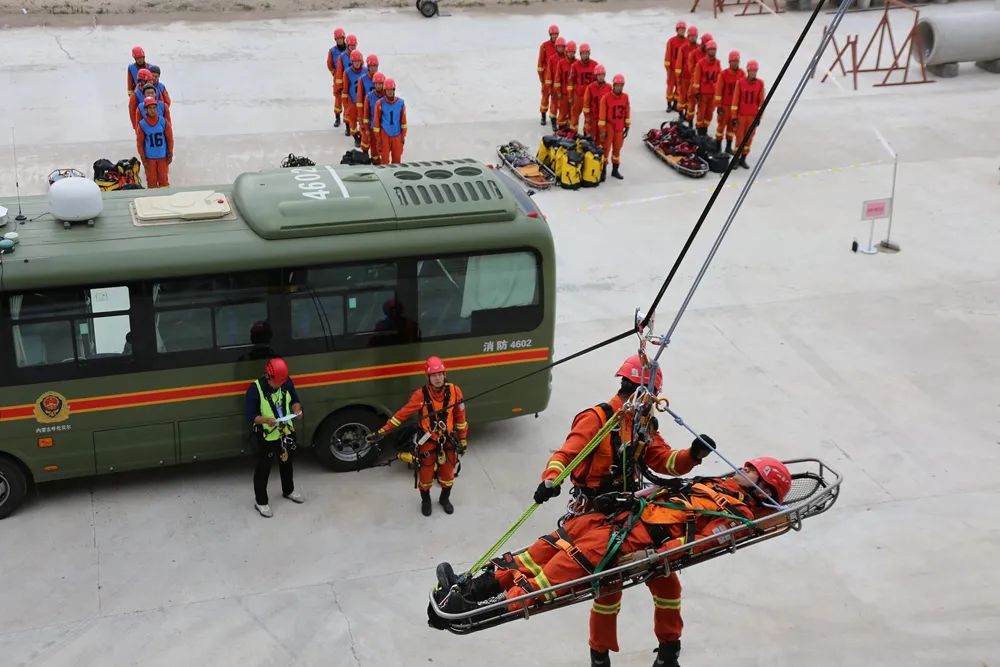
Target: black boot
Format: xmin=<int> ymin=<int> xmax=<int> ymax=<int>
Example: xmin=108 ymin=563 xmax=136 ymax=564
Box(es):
xmin=652 ymin=639 xmax=681 ymax=667
xmin=421 ymin=490 xmax=432 ymax=516
xmin=334 ymin=113 xmax=341 ymax=128
xmin=540 ymin=112 xmax=547 ymax=126
xmin=591 ymin=648 xmax=612 ymax=666
xmin=550 ymin=116 xmax=557 ymax=132
xmin=467 ymin=571 xmax=503 ymax=601
xmin=697 ymin=126 xmax=708 ymax=137
xmin=344 ymin=124 xmax=351 ymax=137
xmin=725 ymin=138 xmax=733 ymax=154
xmin=611 ymin=164 xmax=623 ymax=180
xmin=353 ymin=133 xmax=362 ymax=148
xmin=439 ymin=487 xmax=454 ymax=514
xmin=739 ymin=155 xmax=750 ymax=169
xmin=436 ymin=562 xmax=460 ymax=590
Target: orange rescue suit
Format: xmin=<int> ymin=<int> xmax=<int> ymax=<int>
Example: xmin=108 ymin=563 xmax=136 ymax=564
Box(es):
xmin=582 ymin=80 xmax=611 ymax=140
xmin=538 ymin=39 xmax=560 ymax=114
xmin=714 ymin=66 xmax=745 ymax=143
xmin=597 ymin=93 xmax=630 ymax=167
xmin=664 ymin=34 xmax=688 ymax=104
xmin=568 ymin=59 xmax=600 ymax=132
xmin=689 ymin=56 xmax=721 ymax=130
xmin=731 ymin=76 xmax=766 ymax=157
xmin=380 ymin=382 xmax=468 ymax=490
xmin=555 ymin=55 xmax=577 ymax=128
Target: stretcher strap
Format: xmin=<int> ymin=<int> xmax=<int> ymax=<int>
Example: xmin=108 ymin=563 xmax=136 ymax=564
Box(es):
xmin=592 ymin=498 xmax=648 ymax=581
xmin=466 ymin=410 xmax=623 ymax=575
xmin=539 ymin=528 xmax=596 ymax=574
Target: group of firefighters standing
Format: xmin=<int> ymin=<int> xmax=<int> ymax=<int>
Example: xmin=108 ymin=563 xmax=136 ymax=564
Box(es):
xmin=535 ymin=21 xmax=766 ymax=175
xmin=326 ymin=28 xmax=408 ymax=164
xmin=126 ymin=46 xmax=174 ymax=188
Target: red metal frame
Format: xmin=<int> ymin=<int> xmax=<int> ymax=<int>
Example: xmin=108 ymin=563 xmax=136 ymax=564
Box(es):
xmin=689 ymin=0 xmax=783 ymax=18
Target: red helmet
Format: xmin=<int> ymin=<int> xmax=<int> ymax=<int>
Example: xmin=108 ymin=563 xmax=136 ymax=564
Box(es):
xmin=350 ymin=50 xmax=363 ymax=62
xmin=137 ymin=68 xmax=153 ymax=82
xmin=705 ymin=40 xmax=717 ymax=51
xmin=615 ymin=355 xmax=662 ymax=393
xmin=594 ymin=64 xmax=606 ymax=76
xmin=366 ymin=54 xmax=379 ymax=66
xmin=384 ymin=78 xmax=397 ymax=90
xmin=334 ymin=27 xmax=345 ymax=39
xmin=612 ymin=73 xmax=625 ymax=86
xmin=579 ymin=42 xmax=591 ymax=53
xmin=729 ymin=49 xmax=740 ymax=62
xmin=745 ymin=457 xmax=791 ymax=503
xmin=687 ymin=26 xmax=698 ymax=37
xmin=373 ymin=72 xmax=386 ymax=84
xmin=425 ymin=356 xmax=446 ymax=376
xmin=702 ymin=32 xmax=713 ymax=44
xmin=266 ymin=357 xmax=290 ymax=384
xmin=132 ymin=46 xmax=145 ymax=58
xmin=555 ymin=37 xmax=566 ymax=47
xmin=747 ymin=59 xmax=759 ymax=71
xmin=565 ymin=40 xmax=577 ymax=53
xmin=143 ymin=96 xmax=157 ymax=108
xmin=347 ymin=34 xmax=358 ymax=46
xmin=548 ymin=23 xmax=559 ymax=35
xmin=675 ymin=20 xmax=686 ymax=30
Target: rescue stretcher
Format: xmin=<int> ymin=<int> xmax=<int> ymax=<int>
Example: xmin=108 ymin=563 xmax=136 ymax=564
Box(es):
xmin=497 ymin=140 xmax=557 ymax=190
xmin=643 ymin=138 xmax=710 ymax=178
xmin=429 ymin=458 xmax=841 ymax=635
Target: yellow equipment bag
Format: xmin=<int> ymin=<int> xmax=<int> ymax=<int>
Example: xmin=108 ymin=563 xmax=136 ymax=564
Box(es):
xmin=559 ymin=150 xmax=583 ymax=190
xmin=581 ymin=142 xmax=604 ymax=187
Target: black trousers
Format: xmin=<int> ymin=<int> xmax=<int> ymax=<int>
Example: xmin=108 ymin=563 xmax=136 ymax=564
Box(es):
xmin=253 ymin=440 xmax=294 ymax=505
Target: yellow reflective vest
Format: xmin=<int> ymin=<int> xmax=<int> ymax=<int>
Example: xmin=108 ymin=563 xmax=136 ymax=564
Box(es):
xmin=255 ymin=379 xmax=295 ymax=442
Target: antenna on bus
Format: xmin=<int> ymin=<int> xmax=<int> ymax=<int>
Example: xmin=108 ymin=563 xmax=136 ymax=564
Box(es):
xmin=11 ymin=127 xmax=27 ymax=222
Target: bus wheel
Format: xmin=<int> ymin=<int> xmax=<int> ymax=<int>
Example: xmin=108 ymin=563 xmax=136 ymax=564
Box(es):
xmin=0 ymin=456 xmax=29 ymax=520
xmin=314 ymin=408 xmax=383 ymax=472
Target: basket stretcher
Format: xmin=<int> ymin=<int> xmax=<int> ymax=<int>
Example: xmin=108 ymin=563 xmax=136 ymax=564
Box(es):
xmin=496 ymin=140 xmax=557 ymax=189
xmin=429 ymin=458 xmax=841 ymax=635
xmin=643 ymin=139 xmax=710 ymax=178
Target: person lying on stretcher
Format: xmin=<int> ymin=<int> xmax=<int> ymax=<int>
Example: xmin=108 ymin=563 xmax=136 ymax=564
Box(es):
xmin=429 ymin=457 xmax=791 ymax=627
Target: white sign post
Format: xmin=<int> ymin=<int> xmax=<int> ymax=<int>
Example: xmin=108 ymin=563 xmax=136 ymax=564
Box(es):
xmin=858 ymin=198 xmax=891 ymax=255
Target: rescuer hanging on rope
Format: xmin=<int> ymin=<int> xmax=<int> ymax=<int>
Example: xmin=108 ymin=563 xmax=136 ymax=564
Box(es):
xmin=369 ymin=356 xmax=467 ymax=516
xmin=430 ymin=458 xmax=792 ymax=666
xmin=531 ymin=355 xmax=714 ymax=667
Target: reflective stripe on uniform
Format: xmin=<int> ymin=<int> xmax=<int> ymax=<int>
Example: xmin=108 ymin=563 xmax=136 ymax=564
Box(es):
xmin=455 ymin=421 xmax=468 ymax=430
xmin=515 ymin=551 xmax=543 ymax=579
xmin=592 ymin=600 xmax=622 ymax=616
xmin=389 ymin=416 xmax=402 ymax=427
xmin=665 ymin=450 xmax=680 ymax=476
xmin=547 ymin=460 xmax=565 ymax=474
xmin=533 ymin=572 xmax=557 ymax=600
xmin=653 ymin=596 xmax=681 ymax=610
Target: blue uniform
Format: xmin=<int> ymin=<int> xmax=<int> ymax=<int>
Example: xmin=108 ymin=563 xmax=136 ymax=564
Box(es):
xmin=378 ymin=97 xmax=405 ymax=137
xmin=139 ymin=116 xmax=168 ymax=159
xmin=128 ymin=62 xmax=153 ymax=88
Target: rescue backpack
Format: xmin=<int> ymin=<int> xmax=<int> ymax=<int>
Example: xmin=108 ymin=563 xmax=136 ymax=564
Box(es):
xmin=579 ymin=140 xmax=604 ymax=187
xmin=559 ymin=149 xmax=583 ymax=190
xmin=340 ymin=149 xmax=372 ymax=166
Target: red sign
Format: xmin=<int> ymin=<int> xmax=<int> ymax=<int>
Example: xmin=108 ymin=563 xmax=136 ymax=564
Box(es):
xmin=862 ymin=198 xmax=891 ymax=220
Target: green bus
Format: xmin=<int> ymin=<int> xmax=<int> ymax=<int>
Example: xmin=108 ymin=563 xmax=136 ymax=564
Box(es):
xmin=0 ymin=159 xmax=554 ymax=518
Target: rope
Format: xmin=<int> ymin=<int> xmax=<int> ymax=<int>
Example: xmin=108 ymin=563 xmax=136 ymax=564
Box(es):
xmin=465 ymin=409 xmax=622 ymax=574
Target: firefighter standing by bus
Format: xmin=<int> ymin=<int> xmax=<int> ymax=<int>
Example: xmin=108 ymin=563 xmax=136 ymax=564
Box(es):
xmin=369 ymin=357 xmax=468 ymax=517
xmin=136 ymin=96 xmax=173 ymax=188
xmin=373 ymin=79 xmax=407 ymax=164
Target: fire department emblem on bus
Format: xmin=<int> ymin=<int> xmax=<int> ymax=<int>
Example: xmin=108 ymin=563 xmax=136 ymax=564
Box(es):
xmin=34 ymin=391 xmax=70 ymax=424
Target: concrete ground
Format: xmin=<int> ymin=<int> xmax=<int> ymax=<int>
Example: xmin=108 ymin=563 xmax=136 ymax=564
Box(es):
xmin=2 ymin=1 xmax=999 ymax=666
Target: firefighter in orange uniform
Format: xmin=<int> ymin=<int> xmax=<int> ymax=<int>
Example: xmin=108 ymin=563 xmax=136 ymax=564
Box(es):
xmin=664 ymin=21 xmax=687 ymax=112
xmin=335 ymin=34 xmax=359 ymax=134
xmin=555 ymin=40 xmax=578 ymax=130
xmin=582 ymin=65 xmax=610 ymax=140
xmin=537 ymin=24 xmax=560 ymax=126
xmin=128 ymin=68 xmax=154 ymax=130
xmin=681 ymin=32 xmax=712 ymax=125
xmin=598 ymin=74 xmax=630 ymax=180
xmin=714 ymin=50 xmax=745 ymax=154
xmin=689 ymin=40 xmax=721 ymax=137
xmin=361 ymin=71 xmax=386 ymax=164
xmin=327 ymin=27 xmax=348 ymax=127
xmin=531 ymin=356 xmax=712 ymax=667
xmin=568 ymin=43 xmax=599 ymax=133
xmin=730 ymin=60 xmax=765 ymax=169
xmin=544 ymin=37 xmax=566 ymax=132
xmin=674 ymin=25 xmax=698 ymax=124
xmin=373 ymin=78 xmax=407 ymax=164
xmin=136 ymin=96 xmax=173 ymax=189
xmin=127 ymin=46 xmax=150 ymax=98
xmin=371 ymin=357 xmax=467 ymax=516
xmin=342 ymin=50 xmax=366 ymax=142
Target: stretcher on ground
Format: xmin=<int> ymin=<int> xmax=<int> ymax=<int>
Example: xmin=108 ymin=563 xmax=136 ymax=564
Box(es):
xmin=429 ymin=458 xmax=841 ymax=635
xmin=643 ymin=138 xmax=710 ymax=178
xmin=497 ymin=140 xmax=557 ymax=189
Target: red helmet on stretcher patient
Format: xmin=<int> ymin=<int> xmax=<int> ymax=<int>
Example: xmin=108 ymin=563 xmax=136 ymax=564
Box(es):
xmin=744 ymin=457 xmax=792 ymax=502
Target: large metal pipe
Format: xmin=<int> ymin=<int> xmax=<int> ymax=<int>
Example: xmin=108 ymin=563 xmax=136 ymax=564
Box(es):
xmin=916 ymin=12 xmax=1000 ymax=76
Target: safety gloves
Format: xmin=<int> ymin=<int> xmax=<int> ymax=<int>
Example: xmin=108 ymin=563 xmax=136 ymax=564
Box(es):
xmin=690 ymin=434 xmax=716 ymax=462
xmin=533 ymin=479 xmax=562 ymax=504
xmin=366 ymin=429 xmax=385 ymax=445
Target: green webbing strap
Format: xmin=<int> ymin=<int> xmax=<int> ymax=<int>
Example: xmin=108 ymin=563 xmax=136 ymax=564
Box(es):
xmin=466 ymin=410 xmax=623 ymax=575
xmin=591 ymin=498 xmax=647 ymax=583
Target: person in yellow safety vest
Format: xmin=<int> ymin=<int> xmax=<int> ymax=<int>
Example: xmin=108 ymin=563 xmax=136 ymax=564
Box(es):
xmin=246 ymin=357 xmax=305 ymax=517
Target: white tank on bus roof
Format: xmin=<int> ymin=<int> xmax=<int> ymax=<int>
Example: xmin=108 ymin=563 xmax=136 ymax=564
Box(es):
xmin=48 ymin=176 xmax=103 ymax=222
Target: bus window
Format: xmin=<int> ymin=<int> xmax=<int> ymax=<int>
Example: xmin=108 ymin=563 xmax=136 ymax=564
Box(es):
xmin=417 ymin=250 xmax=541 ymax=339
xmin=152 ymin=272 xmax=268 ymax=354
xmin=8 ymin=286 xmax=132 ymax=367
xmin=287 ymin=262 xmax=399 ymax=348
